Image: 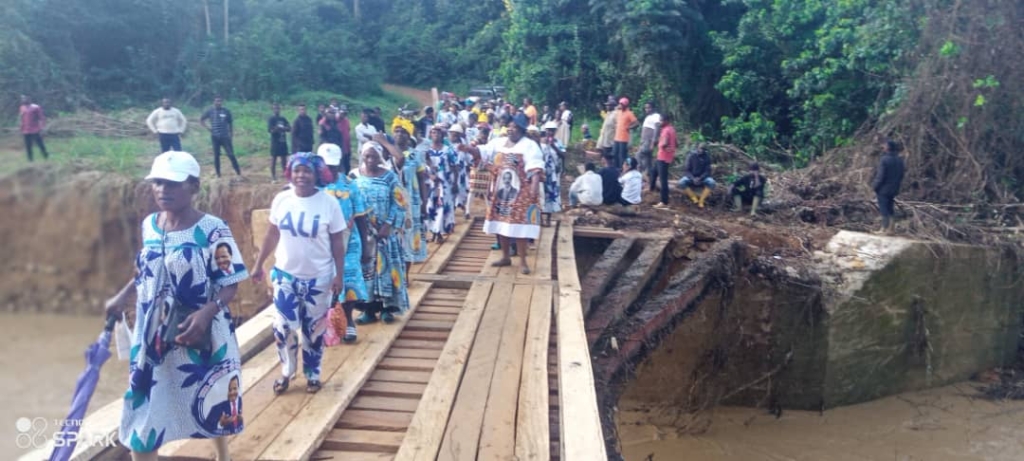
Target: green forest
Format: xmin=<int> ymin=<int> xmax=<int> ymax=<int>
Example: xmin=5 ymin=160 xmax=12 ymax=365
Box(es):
xmin=3 ymin=0 xmax=1023 ymax=202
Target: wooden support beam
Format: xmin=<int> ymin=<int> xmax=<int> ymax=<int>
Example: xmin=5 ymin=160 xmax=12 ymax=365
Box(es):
xmin=257 ymin=282 xmax=432 ymax=460
xmin=573 ymin=226 xmax=624 ymax=239
xmin=515 ymin=284 xmax=554 ymax=461
xmin=437 ymin=282 xmax=514 ymax=461
xmin=478 ymin=283 xmax=535 ymax=459
xmin=554 ymin=218 xmax=607 ymax=460
xmin=395 ymin=281 xmax=494 ymax=461
xmin=579 ymin=237 xmax=637 ymax=317
xmin=586 ymin=239 xmax=670 ymax=348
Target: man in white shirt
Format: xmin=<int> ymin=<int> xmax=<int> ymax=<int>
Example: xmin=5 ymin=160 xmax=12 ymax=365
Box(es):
xmin=146 ymin=98 xmax=188 ymax=153
xmin=569 ymin=162 xmax=604 ymax=207
xmin=354 ymin=108 xmax=379 ymax=159
xmin=639 ymin=101 xmax=662 ymax=178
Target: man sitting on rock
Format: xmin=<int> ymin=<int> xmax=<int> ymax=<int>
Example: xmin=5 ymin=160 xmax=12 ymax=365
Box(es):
xmin=599 ymin=155 xmax=623 ymax=205
xmin=569 ymin=162 xmax=603 ymax=207
xmin=678 ymin=143 xmax=715 ymax=208
xmin=730 ymin=162 xmax=767 ymax=216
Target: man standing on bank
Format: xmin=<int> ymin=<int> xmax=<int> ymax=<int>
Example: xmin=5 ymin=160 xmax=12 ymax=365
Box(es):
xmin=872 ymin=138 xmax=906 ymax=234
xmin=267 ymin=103 xmax=291 ymax=181
xmin=19 ymin=95 xmax=49 ymax=162
xmin=292 ymin=104 xmax=315 ymax=154
xmin=201 ymin=96 xmax=241 ymax=177
xmin=146 ymin=98 xmax=188 ymax=153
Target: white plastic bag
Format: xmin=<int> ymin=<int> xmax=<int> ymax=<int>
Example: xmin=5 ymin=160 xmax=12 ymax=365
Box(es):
xmin=114 ymin=313 xmax=132 ymax=361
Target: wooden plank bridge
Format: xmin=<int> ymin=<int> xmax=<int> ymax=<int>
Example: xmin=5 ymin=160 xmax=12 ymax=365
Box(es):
xmin=22 ymin=216 xmax=606 ymax=461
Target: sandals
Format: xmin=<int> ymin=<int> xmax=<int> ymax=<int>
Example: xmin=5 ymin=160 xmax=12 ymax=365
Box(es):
xmin=381 ymin=311 xmax=397 ymax=324
xmin=521 ymin=265 xmax=532 ymax=275
xmin=356 ymin=311 xmax=378 ymax=325
xmin=306 ymin=380 xmax=322 ymax=394
xmin=491 ymin=258 xmax=512 ymax=267
xmin=273 ymin=377 xmax=290 ymax=395
xmin=343 ymin=326 xmax=357 ymax=344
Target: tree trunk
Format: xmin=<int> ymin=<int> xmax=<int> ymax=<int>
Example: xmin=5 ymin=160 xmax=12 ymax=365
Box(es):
xmin=223 ymin=0 xmax=229 ymax=41
xmin=202 ymin=0 xmax=211 ymax=36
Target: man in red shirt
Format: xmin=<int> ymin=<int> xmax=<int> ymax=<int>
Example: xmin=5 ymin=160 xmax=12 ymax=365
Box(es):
xmin=613 ymin=97 xmax=639 ymax=168
xmin=653 ymin=112 xmax=676 ymax=208
xmin=19 ymin=95 xmax=49 ymax=162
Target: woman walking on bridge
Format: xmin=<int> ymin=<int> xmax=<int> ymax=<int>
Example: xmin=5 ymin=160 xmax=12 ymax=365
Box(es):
xmin=252 ymin=152 xmax=348 ymax=395
xmin=104 ymin=151 xmax=248 ymax=460
xmin=355 ymin=142 xmax=411 ymax=324
xmin=459 ymin=118 xmax=544 ymax=274
xmin=424 ymin=124 xmax=458 ymax=241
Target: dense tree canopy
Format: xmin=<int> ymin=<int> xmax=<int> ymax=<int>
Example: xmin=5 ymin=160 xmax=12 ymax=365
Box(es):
xmin=4 ymin=0 xmax=1022 ymax=199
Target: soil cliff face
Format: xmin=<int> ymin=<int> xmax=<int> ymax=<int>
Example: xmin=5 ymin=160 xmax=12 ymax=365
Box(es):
xmin=0 ymin=166 xmax=280 ymax=319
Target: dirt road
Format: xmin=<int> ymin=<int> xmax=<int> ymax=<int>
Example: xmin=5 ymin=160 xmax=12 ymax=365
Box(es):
xmin=383 ymin=84 xmax=434 ymax=108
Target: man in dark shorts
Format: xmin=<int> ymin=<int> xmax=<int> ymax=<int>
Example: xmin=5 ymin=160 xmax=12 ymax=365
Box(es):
xmin=292 ymin=104 xmax=314 ymax=153
xmin=267 ymin=103 xmax=291 ymax=181
xmin=200 ymin=96 xmax=241 ymax=177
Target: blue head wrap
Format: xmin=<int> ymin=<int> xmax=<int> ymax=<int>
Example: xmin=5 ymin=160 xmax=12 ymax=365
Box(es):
xmin=285 ymin=152 xmax=334 ymax=187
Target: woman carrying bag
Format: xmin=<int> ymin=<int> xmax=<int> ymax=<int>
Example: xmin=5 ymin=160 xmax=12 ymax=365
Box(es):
xmin=103 ymin=151 xmax=249 ymax=460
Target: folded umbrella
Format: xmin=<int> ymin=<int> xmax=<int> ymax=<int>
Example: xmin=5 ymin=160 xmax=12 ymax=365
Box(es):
xmin=49 ymin=315 xmax=117 ymax=461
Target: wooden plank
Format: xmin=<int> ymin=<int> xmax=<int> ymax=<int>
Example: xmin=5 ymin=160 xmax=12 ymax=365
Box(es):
xmin=554 ymin=219 xmax=607 ymax=460
xmin=515 ymin=284 xmax=553 ymax=461
xmin=533 ymin=221 xmax=558 ymax=281
xmin=350 ymin=396 xmax=420 ymax=413
xmin=394 ymin=281 xmax=494 ymax=461
xmin=393 ymin=339 xmax=447 ymax=350
xmin=370 ymin=369 xmax=433 ymax=384
xmin=360 ymin=381 xmax=428 ymax=399
xmin=419 ymin=299 xmax=465 ymax=307
xmin=424 ymin=292 xmax=469 ymax=301
xmin=405 ymin=319 xmax=457 ymax=331
xmin=257 ymin=281 xmax=431 ymax=461
xmin=400 ymin=330 xmax=450 ymax=341
xmin=436 ymin=282 xmax=514 ymax=461
xmin=573 ymin=226 xmax=624 ymax=239
xmin=413 ymin=313 xmax=459 ymax=322
xmin=336 ymin=410 xmax=413 ymax=432
xmin=407 ymin=306 xmax=462 ymax=316
xmin=321 ymin=429 xmax=405 ymax=453
xmin=378 ymin=357 xmax=438 ymax=371
xmin=310 ymin=450 xmax=395 ymax=461
xmin=478 ymin=283 xmax=535 ymax=460
xmin=387 ymin=348 xmax=443 ymax=359
xmin=419 ymin=219 xmax=474 ymax=274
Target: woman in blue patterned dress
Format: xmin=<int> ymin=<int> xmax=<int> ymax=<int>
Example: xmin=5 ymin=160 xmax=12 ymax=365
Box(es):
xmin=252 ymin=152 xmax=347 ymax=395
xmin=104 ymin=151 xmax=248 ymax=460
xmin=425 ymin=125 xmax=458 ymax=241
xmin=382 ymin=122 xmax=429 ymax=274
xmin=541 ymin=121 xmax=565 ymax=225
xmin=318 ymin=143 xmax=373 ymax=343
xmin=355 ymin=142 xmax=411 ymax=324
xmin=447 ymin=123 xmax=471 ymax=217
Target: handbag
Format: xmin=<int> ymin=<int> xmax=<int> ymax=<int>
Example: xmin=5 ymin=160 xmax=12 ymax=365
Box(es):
xmin=156 ymin=215 xmax=214 ymax=353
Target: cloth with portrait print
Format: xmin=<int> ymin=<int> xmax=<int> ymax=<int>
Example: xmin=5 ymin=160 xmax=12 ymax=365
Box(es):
xmin=478 ymin=136 xmax=545 ymax=239
xmin=119 ymin=213 xmax=248 ymax=452
xmin=399 ymin=148 xmax=428 ymax=263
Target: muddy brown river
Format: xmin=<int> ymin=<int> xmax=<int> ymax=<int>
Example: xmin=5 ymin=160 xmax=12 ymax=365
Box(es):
xmin=1 ymin=312 xmax=129 ymax=460
xmin=618 ymin=383 xmax=1024 ymax=461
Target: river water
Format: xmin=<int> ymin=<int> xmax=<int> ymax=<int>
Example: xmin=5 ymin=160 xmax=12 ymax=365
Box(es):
xmin=618 ymin=383 xmax=1024 ymax=461
xmin=1 ymin=312 xmax=129 ymax=460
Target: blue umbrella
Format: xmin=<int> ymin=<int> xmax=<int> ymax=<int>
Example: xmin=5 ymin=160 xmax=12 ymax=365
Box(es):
xmin=49 ymin=315 xmax=118 ymax=461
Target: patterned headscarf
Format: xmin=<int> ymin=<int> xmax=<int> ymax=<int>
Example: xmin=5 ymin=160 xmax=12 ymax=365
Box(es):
xmin=284 ymin=152 xmax=334 ymax=187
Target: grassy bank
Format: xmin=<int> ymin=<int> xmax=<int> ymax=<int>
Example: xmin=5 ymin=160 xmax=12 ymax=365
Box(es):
xmin=0 ymin=89 xmax=418 ymax=178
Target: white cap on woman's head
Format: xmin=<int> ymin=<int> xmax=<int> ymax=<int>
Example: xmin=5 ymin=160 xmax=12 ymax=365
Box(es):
xmin=317 ymin=143 xmax=342 ymax=166
xmin=448 ymin=124 xmax=464 ymax=134
xmin=542 ymin=121 xmax=558 ymax=131
xmin=146 ymin=151 xmax=200 ymax=182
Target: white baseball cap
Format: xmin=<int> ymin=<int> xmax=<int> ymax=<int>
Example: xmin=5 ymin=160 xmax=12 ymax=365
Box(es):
xmin=448 ymin=124 xmax=465 ymax=134
xmin=317 ymin=143 xmax=342 ymax=166
xmin=146 ymin=151 xmax=200 ymax=182
xmin=542 ymin=121 xmax=558 ymax=130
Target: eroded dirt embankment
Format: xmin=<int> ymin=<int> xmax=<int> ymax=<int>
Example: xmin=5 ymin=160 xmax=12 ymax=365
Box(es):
xmin=0 ymin=165 xmax=280 ymax=319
